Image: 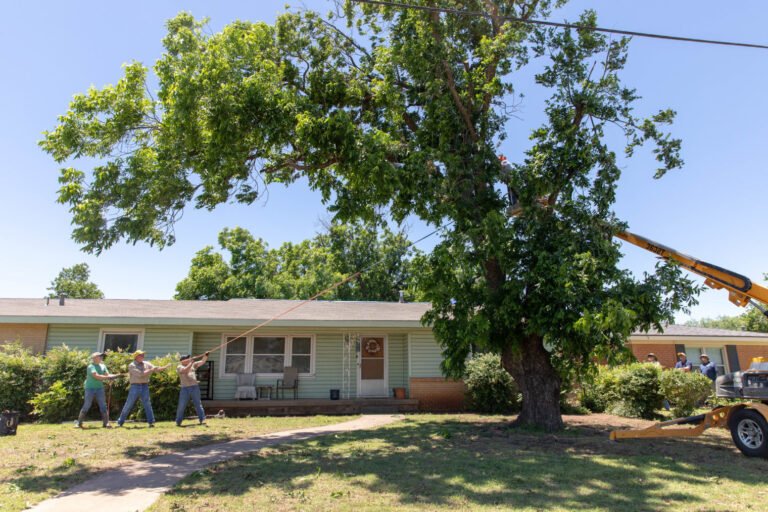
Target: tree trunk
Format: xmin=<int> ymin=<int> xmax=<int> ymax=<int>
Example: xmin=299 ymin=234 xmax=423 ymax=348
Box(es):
xmin=502 ymin=334 xmax=563 ymax=431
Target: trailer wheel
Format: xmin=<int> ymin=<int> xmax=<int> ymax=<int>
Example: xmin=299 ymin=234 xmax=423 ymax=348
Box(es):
xmin=729 ymin=408 xmax=768 ymax=458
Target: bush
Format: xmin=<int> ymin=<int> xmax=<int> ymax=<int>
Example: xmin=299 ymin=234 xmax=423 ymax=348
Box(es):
xmin=29 ymin=381 xmax=71 ymax=423
xmin=660 ymin=370 xmax=713 ymax=417
xmin=36 ymin=346 xmax=91 ymax=421
xmin=464 ymin=353 xmax=520 ymax=414
xmin=580 ymin=363 xmax=663 ymax=419
xmin=0 ymin=342 xmax=42 ymax=418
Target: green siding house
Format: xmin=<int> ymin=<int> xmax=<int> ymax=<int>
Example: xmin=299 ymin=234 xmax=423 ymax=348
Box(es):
xmin=0 ymin=298 xmax=463 ymax=409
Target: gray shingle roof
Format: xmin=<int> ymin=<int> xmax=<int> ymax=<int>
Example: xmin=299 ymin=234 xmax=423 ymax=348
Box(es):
xmin=0 ymin=298 xmax=432 ymax=325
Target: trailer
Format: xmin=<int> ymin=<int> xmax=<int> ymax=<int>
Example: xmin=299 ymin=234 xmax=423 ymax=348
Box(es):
xmin=610 ymin=358 xmax=768 ymax=458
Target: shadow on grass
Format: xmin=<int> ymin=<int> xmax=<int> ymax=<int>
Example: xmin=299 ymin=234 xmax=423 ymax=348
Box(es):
xmin=162 ymin=417 xmax=767 ymax=510
xmin=8 ymin=461 xmax=101 ymax=498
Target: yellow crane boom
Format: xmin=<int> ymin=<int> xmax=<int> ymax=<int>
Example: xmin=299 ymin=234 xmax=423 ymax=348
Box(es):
xmin=615 ymin=230 xmax=768 ymax=316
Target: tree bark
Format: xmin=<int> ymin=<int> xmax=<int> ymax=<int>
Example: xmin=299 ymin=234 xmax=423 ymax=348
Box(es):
xmin=501 ymin=334 xmax=563 ymax=431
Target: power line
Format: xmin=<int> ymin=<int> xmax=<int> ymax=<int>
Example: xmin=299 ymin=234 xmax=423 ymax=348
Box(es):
xmin=351 ymin=0 xmax=768 ymax=51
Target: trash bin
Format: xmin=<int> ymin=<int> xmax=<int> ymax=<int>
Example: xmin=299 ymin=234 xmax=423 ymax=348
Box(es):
xmin=330 ymin=389 xmax=340 ymax=400
xmin=0 ymin=410 xmax=20 ymax=436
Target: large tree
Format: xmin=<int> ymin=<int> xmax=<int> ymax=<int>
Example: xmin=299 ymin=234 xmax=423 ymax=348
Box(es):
xmin=175 ymin=221 xmax=421 ymax=301
xmin=47 ymin=263 xmax=104 ymax=299
xmin=41 ymin=1 xmax=698 ymax=429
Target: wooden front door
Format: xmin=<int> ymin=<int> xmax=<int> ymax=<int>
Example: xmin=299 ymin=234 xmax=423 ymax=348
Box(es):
xmin=358 ymin=336 xmax=387 ymax=397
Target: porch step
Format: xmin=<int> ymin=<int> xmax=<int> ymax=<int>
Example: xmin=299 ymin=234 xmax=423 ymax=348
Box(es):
xmin=360 ymin=405 xmax=400 ymax=414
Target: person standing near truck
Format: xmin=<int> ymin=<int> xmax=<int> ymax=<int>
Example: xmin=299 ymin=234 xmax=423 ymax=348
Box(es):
xmin=698 ymin=354 xmax=718 ymax=382
xmin=116 ymin=350 xmax=170 ymax=427
xmin=76 ymin=352 xmax=118 ymax=428
xmin=675 ymin=352 xmax=693 ymax=372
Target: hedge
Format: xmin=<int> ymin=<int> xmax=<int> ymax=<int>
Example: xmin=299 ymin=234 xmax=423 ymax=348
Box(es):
xmin=464 ymin=353 xmax=521 ymax=414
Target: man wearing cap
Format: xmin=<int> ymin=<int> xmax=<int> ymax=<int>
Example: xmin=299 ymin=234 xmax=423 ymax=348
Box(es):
xmin=175 ymin=352 xmax=210 ymax=426
xmin=116 ymin=350 xmax=170 ymax=427
xmin=76 ymin=352 xmax=118 ymax=428
xmin=698 ymin=354 xmax=718 ymax=382
xmin=674 ymin=352 xmax=693 ymax=372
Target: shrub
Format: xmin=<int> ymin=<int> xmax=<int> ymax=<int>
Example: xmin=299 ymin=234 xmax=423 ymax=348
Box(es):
xmin=660 ymin=370 xmax=713 ymax=417
xmin=581 ymin=363 xmax=663 ymax=419
xmin=29 ymin=381 xmax=71 ymax=423
xmin=464 ymin=353 xmax=520 ymax=414
xmin=36 ymin=346 xmax=91 ymax=421
xmin=0 ymin=342 xmax=42 ymax=418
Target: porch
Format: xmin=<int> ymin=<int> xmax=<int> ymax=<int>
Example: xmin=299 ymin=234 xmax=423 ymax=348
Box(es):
xmin=202 ymin=398 xmax=419 ymax=416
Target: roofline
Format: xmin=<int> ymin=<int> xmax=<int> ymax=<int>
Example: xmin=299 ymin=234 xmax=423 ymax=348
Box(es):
xmin=629 ymin=335 xmax=768 ymax=343
xmin=0 ymin=316 xmax=429 ymax=329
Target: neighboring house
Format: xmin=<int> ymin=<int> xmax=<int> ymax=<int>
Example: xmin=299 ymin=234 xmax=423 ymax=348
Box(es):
xmin=628 ymin=324 xmax=768 ymax=375
xmin=0 ymin=298 xmax=463 ymax=410
xmin=2 ymin=298 xmax=766 ymax=409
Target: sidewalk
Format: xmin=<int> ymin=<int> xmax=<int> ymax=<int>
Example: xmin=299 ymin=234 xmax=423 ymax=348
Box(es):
xmin=28 ymin=414 xmax=401 ymax=512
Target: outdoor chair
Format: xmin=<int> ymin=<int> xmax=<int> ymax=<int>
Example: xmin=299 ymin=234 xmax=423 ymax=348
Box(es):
xmin=234 ymin=372 xmax=257 ymax=400
xmin=276 ymin=367 xmax=299 ymax=400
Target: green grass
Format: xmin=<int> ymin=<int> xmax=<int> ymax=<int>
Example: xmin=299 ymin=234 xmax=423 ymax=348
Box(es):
xmin=149 ymin=414 xmax=768 ymax=512
xmin=0 ymin=415 xmax=357 ymax=512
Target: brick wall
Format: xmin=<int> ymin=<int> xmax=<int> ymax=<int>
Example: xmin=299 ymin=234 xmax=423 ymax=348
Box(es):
xmin=0 ymin=324 xmax=48 ymax=353
xmin=409 ymin=377 xmax=466 ymax=412
xmin=629 ymin=343 xmax=678 ymax=368
xmin=736 ymin=345 xmax=768 ymax=370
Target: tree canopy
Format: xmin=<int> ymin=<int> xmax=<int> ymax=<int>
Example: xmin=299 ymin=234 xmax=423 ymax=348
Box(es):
xmin=47 ymin=263 xmax=104 ymax=299
xmin=41 ymin=1 xmax=699 ymax=430
xmin=174 ymin=221 xmax=422 ymax=301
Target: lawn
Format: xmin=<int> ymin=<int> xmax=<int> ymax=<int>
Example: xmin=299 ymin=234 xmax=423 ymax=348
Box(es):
xmin=0 ymin=415 xmax=358 ymax=512
xmin=149 ymin=414 xmax=768 ymax=512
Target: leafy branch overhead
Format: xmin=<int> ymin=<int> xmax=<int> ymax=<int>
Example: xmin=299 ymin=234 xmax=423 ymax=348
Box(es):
xmin=41 ymin=1 xmax=699 ymax=430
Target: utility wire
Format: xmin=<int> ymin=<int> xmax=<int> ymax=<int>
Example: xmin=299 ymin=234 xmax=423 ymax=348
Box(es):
xmin=351 ymin=0 xmax=768 ymax=51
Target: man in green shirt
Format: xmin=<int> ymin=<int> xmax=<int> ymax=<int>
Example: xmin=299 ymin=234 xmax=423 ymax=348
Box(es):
xmin=77 ymin=352 xmax=118 ymax=428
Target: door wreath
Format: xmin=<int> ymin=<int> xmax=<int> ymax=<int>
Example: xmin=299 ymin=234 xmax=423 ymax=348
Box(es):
xmin=364 ymin=338 xmax=382 ymax=354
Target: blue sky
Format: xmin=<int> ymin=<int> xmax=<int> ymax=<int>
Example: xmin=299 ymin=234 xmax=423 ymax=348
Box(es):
xmin=0 ymin=0 xmax=765 ymax=323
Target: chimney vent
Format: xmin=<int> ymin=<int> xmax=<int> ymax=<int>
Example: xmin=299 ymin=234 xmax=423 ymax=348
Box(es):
xmin=398 ymin=290 xmax=405 ymax=303
xmin=59 ymin=294 xmax=67 ymax=306
xmin=45 ymin=296 xmax=50 ymax=306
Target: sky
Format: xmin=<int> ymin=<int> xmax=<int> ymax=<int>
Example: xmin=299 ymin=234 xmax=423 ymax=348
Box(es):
xmin=0 ymin=0 xmax=766 ymax=323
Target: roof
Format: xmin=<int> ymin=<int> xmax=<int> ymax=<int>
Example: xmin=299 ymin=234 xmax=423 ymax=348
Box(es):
xmin=0 ymin=298 xmax=432 ymax=327
xmin=632 ymin=324 xmax=768 ymax=338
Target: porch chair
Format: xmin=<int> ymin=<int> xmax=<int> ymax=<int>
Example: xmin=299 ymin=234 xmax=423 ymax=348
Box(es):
xmin=234 ymin=372 xmax=257 ymax=400
xmin=276 ymin=367 xmax=299 ymax=400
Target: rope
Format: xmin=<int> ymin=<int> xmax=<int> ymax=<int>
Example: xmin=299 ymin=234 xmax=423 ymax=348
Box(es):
xmin=191 ymin=223 xmax=449 ymax=360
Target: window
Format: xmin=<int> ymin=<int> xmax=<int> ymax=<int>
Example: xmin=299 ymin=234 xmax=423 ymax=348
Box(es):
xmin=220 ymin=334 xmax=315 ymax=377
xmin=688 ymin=347 xmax=728 ymax=376
xmin=224 ymin=337 xmax=247 ymax=374
xmin=292 ymin=337 xmax=312 ymax=373
xmin=99 ymin=329 xmax=143 ymax=353
xmin=252 ymin=337 xmax=286 ymax=373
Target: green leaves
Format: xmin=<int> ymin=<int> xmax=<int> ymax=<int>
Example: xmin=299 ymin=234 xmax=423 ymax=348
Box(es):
xmin=174 ymin=221 xmax=421 ymax=301
xmin=47 ymin=263 xmax=104 ymax=299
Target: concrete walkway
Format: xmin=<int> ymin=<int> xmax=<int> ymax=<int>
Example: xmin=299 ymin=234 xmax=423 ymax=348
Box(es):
xmin=29 ymin=415 xmax=401 ymax=512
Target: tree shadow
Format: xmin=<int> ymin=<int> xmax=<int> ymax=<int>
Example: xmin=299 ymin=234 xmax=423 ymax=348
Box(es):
xmin=162 ymin=416 xmax=767 ymax=510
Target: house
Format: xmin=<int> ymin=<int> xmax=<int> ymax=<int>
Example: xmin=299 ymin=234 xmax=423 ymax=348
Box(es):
xmin=2 ymin=297 xmax=767 ymax=412
xmin=628 ymin=324 xmax=768 ymax=375
xmin=0 ymin=297 xmax=464 ymax=413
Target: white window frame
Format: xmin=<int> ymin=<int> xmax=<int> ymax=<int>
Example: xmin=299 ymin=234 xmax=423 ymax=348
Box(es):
xmin=218 ymin=333 xmax=316 ymax=378
xmin=98 ymin=328 xmax=145 ymax=353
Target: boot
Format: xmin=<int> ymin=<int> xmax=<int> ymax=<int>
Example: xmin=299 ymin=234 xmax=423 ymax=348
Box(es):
xmin=102 ymin=412 xmax=112 ymax=428
xmin=75 ymin=411 xmax=86 ymax=428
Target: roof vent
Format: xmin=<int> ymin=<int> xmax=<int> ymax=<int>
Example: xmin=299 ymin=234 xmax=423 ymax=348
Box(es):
xmin=398 ymin=290 xmax=405 ymax=303
xmin=45 ymin=296 xmax=50 ymax=306
xmin=59 ymin=293 xmax=67 ymax=306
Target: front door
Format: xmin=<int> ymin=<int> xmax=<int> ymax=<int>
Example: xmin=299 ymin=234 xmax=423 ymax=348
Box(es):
xmin=358 ymin=336 xmax=387 ymax=397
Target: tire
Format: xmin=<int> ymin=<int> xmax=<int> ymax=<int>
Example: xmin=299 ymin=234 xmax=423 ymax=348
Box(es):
xmin=729 ymin=408 xmax=768 ymax=458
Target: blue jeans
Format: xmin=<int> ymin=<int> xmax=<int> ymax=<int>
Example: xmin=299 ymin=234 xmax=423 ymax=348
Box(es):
xmin=176 ymin=385 xmax=206 ymax=424
xmin=118 ymin=384 xmax=155 ymax=425
xmin=81 ymin=387 xmax=107 ymax=415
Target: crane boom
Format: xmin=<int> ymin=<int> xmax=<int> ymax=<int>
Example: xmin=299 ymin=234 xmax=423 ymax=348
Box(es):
xmin=616 ymin=230 xmax=768 ymax=316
